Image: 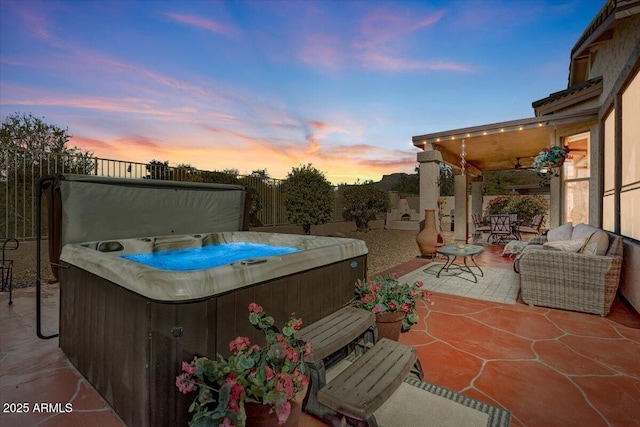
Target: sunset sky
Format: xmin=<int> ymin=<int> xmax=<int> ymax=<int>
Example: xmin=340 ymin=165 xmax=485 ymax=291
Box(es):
xmin=0 ymin=0 xmax=604 ymax=184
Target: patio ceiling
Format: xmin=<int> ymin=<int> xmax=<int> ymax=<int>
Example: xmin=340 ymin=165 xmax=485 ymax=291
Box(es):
xmin=412 ymin=108 xmax=599 ymax=176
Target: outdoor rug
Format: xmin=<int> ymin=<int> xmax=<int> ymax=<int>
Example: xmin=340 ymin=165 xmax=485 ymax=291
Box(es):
xmin=326 ymin=359 xmax=511 ymax=427
xmin=397 ymin=262 xmax=520 ymax=304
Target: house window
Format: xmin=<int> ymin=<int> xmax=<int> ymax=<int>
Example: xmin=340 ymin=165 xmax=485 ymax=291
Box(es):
xmin=603 ymin=67 xmax=639 ymax=241
xmin=621 ymin=69 xmax=640 ymax=240
xmin=563 ymin=132 xmax=590 ymax=225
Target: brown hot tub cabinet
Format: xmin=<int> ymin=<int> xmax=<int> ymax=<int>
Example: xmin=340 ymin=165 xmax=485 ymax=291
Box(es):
xmin=47 ymin=176 xmax=368 ymax=427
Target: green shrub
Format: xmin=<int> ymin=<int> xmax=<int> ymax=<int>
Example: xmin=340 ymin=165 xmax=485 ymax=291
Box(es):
xmin=485 ymin=195 xmax=549 ymax=224
xmin=341 ymin=184 xmax=390 ymax=231
xmin=283 ymin=164 xmax=334 ymax=234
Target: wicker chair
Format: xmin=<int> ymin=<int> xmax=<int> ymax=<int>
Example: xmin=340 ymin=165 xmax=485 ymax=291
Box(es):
xmin=518 ymin=234 xmax=624 ymax=316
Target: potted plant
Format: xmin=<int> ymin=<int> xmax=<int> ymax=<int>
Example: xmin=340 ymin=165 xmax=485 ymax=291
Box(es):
xmin=351 ymin=273 xmax=434 ymax=340
xmin=532 ymin=145 xmax=570 ymax=178
xmin=176 ymin=303 xmax=312 ymax=427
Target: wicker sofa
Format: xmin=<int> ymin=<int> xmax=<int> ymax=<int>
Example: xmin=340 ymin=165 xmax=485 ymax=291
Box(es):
xmin=516 ymin=223 xmax=624 ymax=316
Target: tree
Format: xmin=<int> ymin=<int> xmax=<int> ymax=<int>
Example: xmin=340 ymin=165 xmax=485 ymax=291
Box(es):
xmin=1 ymin=112 xmax=93 ymax=238
xmin=282 ymin=164 xmax=333 ymax=234
xmin=391 ymin=173 xmax=419 ymax=195
xmin=438 ymin=163 xmax=454 ymax=196
xmin=1 ymin=112 xmax=94 ymax=174
xmin=341 ymin=184 xmax=390 ymax=231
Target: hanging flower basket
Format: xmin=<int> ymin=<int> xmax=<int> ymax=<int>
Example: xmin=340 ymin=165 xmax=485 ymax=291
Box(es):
xmin=532 ymin=145 xmax=570 ymax=185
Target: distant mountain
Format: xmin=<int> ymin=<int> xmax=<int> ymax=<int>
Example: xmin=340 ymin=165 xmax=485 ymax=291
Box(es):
xmin=373 ymin=172 xmax=411 ymax=191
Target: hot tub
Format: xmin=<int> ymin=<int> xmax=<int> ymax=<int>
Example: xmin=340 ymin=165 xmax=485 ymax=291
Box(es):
xmin=43 ymin=175 xmax=368 ymax=427
xmin=59 ymin=231 xmax=367 ymax=426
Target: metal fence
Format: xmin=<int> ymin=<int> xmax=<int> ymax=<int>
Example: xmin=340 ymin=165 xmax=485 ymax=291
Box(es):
xmin=1 ymin=148 xmax=344 ymax=240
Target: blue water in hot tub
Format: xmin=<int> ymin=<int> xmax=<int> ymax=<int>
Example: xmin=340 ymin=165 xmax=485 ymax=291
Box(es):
xmin=120 ymin=242 xmax=301 ymax=271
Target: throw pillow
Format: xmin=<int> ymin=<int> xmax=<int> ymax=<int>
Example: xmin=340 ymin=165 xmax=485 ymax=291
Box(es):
xmin=543 ymin=238 xmax=586 ymax=252
xmin=571 ymin=223 xmax=601 ymax=240
xmin=580 ymin=231 xmax=609 ymax=256
xmin=547 ymin=222 xmax=573 ymax=242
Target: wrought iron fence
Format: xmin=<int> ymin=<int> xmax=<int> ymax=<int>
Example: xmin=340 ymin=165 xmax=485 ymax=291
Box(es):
xmin=1 ymin=148 xmax=344 ymax=240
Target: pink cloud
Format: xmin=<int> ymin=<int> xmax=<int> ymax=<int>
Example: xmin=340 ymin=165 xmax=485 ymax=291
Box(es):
xmin=297 ymin=33 xmax=343 ymax=70
xmin=165 ymin=13 xmax=241 ymax=39
xmin=360 ymin=53 xmax=471 ymax=72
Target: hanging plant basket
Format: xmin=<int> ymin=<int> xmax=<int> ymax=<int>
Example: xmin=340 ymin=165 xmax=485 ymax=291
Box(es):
xmin=532 ymin=146 xmax=570 ymax=185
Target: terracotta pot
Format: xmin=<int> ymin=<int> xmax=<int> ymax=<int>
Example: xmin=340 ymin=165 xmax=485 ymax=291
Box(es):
xmin=375 ymin=311 xmax=405 ymax=341
xmin=416 ymin=209 xmax=445 ymax=256
xmin=245 ymin=400 xmax=301 ymax=427
xmin=244 ymin=384 xmax=306 ymax=427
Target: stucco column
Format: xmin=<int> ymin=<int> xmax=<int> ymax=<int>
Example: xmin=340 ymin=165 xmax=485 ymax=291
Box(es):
xmin=549 ymin=132 xmax=561 ymax=228
xmin=471 ymin=177 xmax=483 ymax=217
xmin=587 ymin=124 xmax=601 ymax=227
xmin=417 ymin=147 xmax=443 ymax=226
xmin=454 ymin=174 xmax=469 ymax=242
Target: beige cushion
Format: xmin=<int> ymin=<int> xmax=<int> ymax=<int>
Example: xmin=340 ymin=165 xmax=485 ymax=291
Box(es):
xmin=547 ymin=222 xmax=573 ymax=242
xmin=543 ymin=238 xmax=586 ymax=252
xmin=571 ymin=223 xmax=601 ymax=241
xmin=580 ymin=231 xmax=609 ymax=256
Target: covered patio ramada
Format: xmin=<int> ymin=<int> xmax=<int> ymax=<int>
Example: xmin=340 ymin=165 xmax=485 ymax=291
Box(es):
xmin=411 ymin=0 xmax=640 ymax=316
xmin=412 ymin=106 xmax=599 ymax=239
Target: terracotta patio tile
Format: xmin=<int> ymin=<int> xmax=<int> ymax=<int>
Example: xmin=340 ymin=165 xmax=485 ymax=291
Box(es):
xmin=547 ymin=310 xmax=622 ymax=338
xmin=476 ymin=360 xmax=608 ymax=427
xmin=416 ymin=341 xmax=483 ymax=391
xmin=560 ymin=335 xmax=640 ymax=378
xmin=427 ymin=293 xmax=499 ymax=315
xmin=470 ymin=307 xmax=565 ymax=340
xmin=609 ymin=322 xmax=640 ymax=342
xmin=427 ymin=312 xmax=536 ymax=360
xmin=572 ymin=375 xmax=640 ymax=426
xmin=533 ymin=340 xmax=617 ymax=376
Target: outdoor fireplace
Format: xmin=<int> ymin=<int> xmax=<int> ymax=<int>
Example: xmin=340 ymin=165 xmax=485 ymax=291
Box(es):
xmin=385 ymin=195 xmax=422 ymax=230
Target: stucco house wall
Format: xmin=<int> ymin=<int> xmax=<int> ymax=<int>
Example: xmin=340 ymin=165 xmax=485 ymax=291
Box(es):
xmin=589 ymin=17 xmax=640 ymax=99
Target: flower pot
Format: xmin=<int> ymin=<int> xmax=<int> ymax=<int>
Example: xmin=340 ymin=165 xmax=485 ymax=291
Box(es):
xmin=244 ymin=383 xmax=306 ymax=427
xmin=416 ymin=209 xmax=444 ymax=256
xmin=245 ymin=400 xmax=301 ymax=427
xmin=375 ymin=311 xmax=405 ymax=341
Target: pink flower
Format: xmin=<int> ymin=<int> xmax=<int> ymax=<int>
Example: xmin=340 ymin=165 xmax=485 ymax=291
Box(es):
xmin=285 ymin=347 xmax=299 ymax=363
xmin=265 ymin=365 xmax=275 ymax=380
xmin=175 ymin=372 xmax=196 ymax=394
xmin=182 ymin=360 xmax=196 ymax=374
xmin=422 ymin=290 xmax=432 ymax=300
xmin=275 ymin=373 xmax=295 ymax=398
xmin=225 ymin=374 xmax=244 ymax=413
xmin=248 ymin=303 xmax=263 ymax=313
xmin=373 ymin=306 xmax=382 ymax=314
xmin=409 ymin=289 xmax=419 ymax=297
xmin=229 ymin=336 xmax=251 ymax=353
xmin=276 ymin=400 xmax=291 ymax=425
xmin=416 ymin=281 xmax=424 ymax=288
xmin=219 ymin=418 xmax=234 ymax=427
xmin=401 ymin=302 xmax=411 ymax=313
xmin=304 ymin=342 xmax=313 ymax=356
xmin=292 ymin=318 xmax=303 ymax=331
xmin=276 ymin=334 xmax=288 ymax=345
xmin=388 ymin=302 xmax=397 ymax=311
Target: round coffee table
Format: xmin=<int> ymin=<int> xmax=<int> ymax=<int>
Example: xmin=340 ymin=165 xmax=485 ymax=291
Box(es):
xmin=429 ymin=244 xmax=485 ymax=283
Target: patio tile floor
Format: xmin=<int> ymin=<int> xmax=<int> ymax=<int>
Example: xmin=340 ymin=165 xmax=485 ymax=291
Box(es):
xmin=1 ymin=244 xmax=639 ymax=427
